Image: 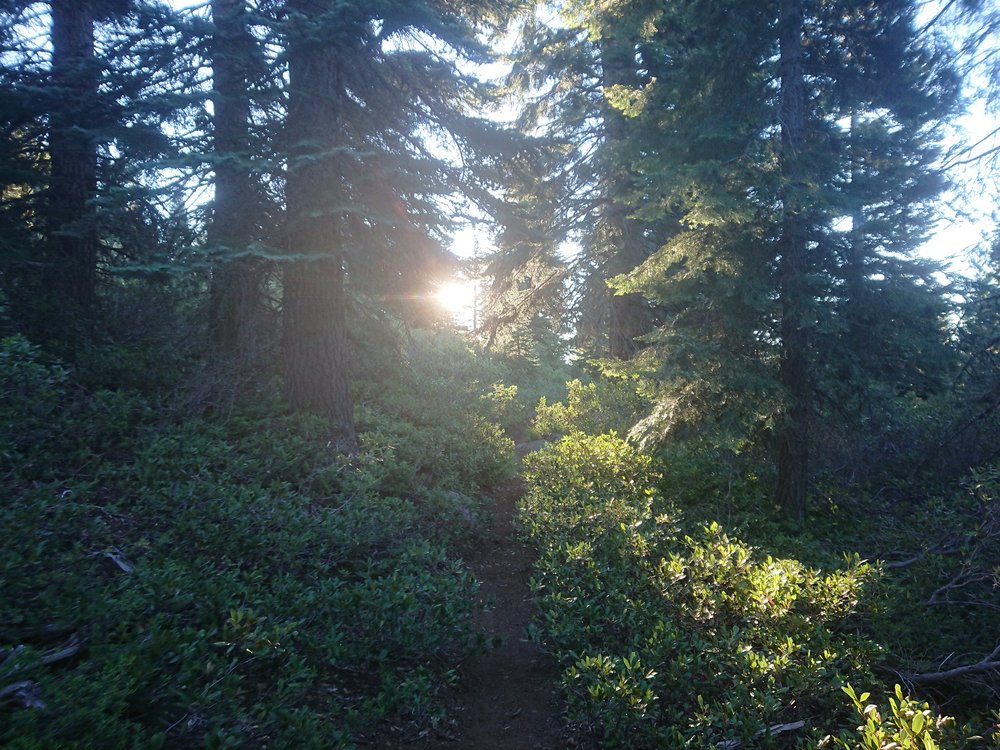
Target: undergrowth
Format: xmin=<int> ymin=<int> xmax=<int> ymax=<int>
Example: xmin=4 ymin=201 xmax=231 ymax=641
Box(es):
xmin=0 ymin=330 xmax=515 ymax=748
xmin=519 ymin=432 xmax=995 ymax=748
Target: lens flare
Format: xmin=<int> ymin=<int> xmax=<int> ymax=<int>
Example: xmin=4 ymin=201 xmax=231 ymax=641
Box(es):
xmin=435 ymin=280 xmax=475 ymax=314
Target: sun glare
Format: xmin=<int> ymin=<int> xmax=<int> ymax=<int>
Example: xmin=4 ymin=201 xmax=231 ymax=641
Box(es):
xmin=435 ymin=280 xmax=476 ymax=318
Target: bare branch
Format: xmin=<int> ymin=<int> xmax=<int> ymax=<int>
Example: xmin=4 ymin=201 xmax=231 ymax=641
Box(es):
xmin=896 ymin=644 xmax=1000 ymax=685
xmin=0 ymin=680 xmax=45 ymax=709
xmin=716 ymin=720 xmax=806 ymax=749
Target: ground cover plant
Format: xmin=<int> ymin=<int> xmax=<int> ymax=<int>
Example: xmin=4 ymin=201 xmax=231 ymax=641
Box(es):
xmin=520 ymin=433 xmax=887 ymax=747
xmin=3 ymin=0 xmax=1000 ymax=746
xmin=0 ymin=330 xmax=516 ymax=748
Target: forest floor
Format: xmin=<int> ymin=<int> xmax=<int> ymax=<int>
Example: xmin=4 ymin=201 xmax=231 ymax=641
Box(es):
xmin=374 ymin=476 xmax=568 ymax=750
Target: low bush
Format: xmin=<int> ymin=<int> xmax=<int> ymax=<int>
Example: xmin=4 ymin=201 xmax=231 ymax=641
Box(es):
xmin=521 ymin=433 xmax=883 ymax=747
xmin=532 ymin=377 xmax=647 ymax=438
xmin=1 ymin=330 xmax=515 ymax=748
xmin=828 ymin=684 xmax=965 ymax=750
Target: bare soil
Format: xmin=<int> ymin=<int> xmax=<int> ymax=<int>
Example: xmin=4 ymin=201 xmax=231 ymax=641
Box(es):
xmin=375 ymin=477 xmax=566 ymax=749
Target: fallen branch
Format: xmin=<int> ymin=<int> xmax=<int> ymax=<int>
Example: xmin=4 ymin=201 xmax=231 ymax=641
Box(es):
xmin=40 ymin=636 xmax=81 ymax=666
xmin=1 ymin=636 xmax=80 ymax=676
xmin=883 ymin=545 xmax=961 ymax=570
xmin=927 ymin=568 xmax=994 ymax=605
xmin=897 ymin=644 xmax=1000 ymax=685
xmin=0 ymin=624 xmax=76 ymax=643
xmin=0 ymin=680 xmax=45 ymax=709
xmin=89 ymin=547 xmax=134 ymax=574
xmin=0 ymin=645 xmax=25 ymax=672
xmin=716 ymin=720 xmax=805 ymax=749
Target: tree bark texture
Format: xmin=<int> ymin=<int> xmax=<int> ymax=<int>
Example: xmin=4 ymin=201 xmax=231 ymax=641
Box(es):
xmin=46 ymin=0 xmax=99 ymax=315
xmin=774 ymin=0 xmax=810 ymax=521
xmin=600 ymin=33 xmax=651 ymax=361
xmin=282 ymin=1 xmax=357 ymax=450
xmin=209 ymin=0 xmax=260 ymax=359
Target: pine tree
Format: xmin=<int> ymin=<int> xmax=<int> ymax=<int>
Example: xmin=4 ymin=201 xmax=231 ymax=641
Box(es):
xmin=278 ymin=0 xmax=523 ymax=446
xmin=280 ymin=0 xmax=357 ymax=446
xmin=772 ymin=0 xmax=812 ymax=518
xmin=947 ymin=240 xmax=1000 ymax=469
xmin=208 ymin=0 xmax=263 ymax=359
xmin=1 ymin=0 xmax=196 ymax=341
xmin=496 ymin=2 xmax=657 ymax=361
xmin=603 ymin=0 xmax=957 ymax=516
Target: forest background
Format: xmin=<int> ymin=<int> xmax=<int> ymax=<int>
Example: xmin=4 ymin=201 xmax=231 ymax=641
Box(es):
xmin=4 ymin=0 xmax=1000 ymax=747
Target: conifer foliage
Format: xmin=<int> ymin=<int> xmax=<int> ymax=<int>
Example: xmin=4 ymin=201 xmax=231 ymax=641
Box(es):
xmin=277 ymin=0 xmax=523 ymax=444
xmin=569 ymin=0 xmax=960 ymax=515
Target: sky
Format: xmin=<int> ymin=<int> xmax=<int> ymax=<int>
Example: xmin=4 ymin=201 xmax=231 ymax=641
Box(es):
xmin=917 ymin=0 xmax=1000 ymax=276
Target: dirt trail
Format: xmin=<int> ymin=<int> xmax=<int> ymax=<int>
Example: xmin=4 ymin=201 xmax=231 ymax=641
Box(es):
xmin=376 ymin=477 xmax=565 ymax=749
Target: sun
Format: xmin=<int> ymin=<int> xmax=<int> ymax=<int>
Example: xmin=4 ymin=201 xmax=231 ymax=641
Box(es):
xmin=435 ymin=280 xmax=476 ymax=315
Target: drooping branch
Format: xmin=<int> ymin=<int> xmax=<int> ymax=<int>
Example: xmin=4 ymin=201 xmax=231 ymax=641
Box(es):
xmin=895 ymin=644 xmax=1000 ymax=685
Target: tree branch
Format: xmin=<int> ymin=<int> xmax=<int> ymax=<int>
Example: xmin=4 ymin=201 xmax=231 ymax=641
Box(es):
xmin=896 ymin=644 xmax=1000 ymax=685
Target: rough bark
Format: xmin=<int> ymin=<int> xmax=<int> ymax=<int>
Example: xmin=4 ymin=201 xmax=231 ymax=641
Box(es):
xmin=282 ymin=1 xmax=357 ymax=450
xmin=209 ymin=0 xmax=259 ymax=359
xmin=774 ymin=0 xmax=810 ymax=521
xmin=46 ymin=0 xmax=99 ymax=315
xmin=600 ymin=33 xmax=650 ymax=361
xmin=283 ymin=258 xmax=355 ymax=447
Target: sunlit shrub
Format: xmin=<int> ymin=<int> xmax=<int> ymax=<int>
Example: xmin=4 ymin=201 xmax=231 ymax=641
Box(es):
xmin=532 ymin=377 xmax=646 ymax=438
xmin=521 ymin=433 xmax=882 ymax=747
xmin=830 ymin=685 xmax=962 ymax=750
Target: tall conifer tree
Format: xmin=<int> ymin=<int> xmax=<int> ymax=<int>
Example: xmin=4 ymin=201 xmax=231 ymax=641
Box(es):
xmin=279 ymin=0 xmax=523 ymax=446
xmin=208 ymin=0 xmax=262 ymax=359
xmin=498 ymin=2 xmax=657 ymax=360
xmin=44 ymin=1 xmax=130 ymax=324
xmin=602 ymin=0 xmax=957 ymax=516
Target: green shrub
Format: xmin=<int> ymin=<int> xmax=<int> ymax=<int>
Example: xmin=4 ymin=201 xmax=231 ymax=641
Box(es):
xmin=521 ymin=433 xmax=882 ymax=748
xmin=831 ymin=684 xmax=964 ymax=750
xmin=0 ymin=334 xmax=70 ymax=463
xmin=0 ymin=329 xmax=514 ymax=748
xmin=532 ymin=377 xmax=646 ymax=438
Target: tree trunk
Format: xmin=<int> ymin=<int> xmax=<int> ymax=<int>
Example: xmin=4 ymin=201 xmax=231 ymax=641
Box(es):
xmin=774 ymin=0 xmax=810 ymax=521
xmin=607 ymin=200 xmax=649 ymax=360
xmin=282 ymin=1 xmax=357 ymax=450
xmin=47 ymin=0 xmax=98 ymax=317
xmin=283 ymin=258 xmax=355 ymax=443
xmin=209 ymin=0 xmax=259 ymax=359
xmin=600 ymin=33 xmax=650 ymax=361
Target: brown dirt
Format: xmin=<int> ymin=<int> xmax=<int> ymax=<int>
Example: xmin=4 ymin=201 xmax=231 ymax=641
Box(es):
xmin=375 ymin=477 xmax=567 ymax=749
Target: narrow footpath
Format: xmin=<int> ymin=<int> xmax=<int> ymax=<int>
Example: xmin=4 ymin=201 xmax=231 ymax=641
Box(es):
xmin=376 ymin=477 xmax=565 ymax=749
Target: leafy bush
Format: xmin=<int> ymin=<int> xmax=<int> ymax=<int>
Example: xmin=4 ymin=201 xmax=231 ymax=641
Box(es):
xmin=0 ymin=335 xmax=70 ymax=463
xmin=532 ymin=377 xmax=646 ymax=438
xmin=354 ymin=330 xmax=516 ymax=492
xmin=831 ymin=685 xmax=963 ymax=750
xmin=521 ymin=433 xmax=882 ymax=747
xmin=0 ymin=330 xmax=517 ymax=748
xmin=1 ymin=411 xmax=485 ymax=748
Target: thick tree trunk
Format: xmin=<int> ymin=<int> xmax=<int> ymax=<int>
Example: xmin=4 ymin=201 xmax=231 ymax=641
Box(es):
xmin=47 ymin=0 xmax=98 ymax=315
xmin=600 ymin=33 xmax=650 ymax=361
xmin=282 ymin=1 xmax=357 ymax=450
xmin=774 ymin=0 xmax=810 ymax=521
xmin=283 ymin=258 xmax=355 ymax=442
xmin=209 ymin=0 xmax=259 ymax=359
xmin=607 ymin=201 xmax=649 ymax=361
